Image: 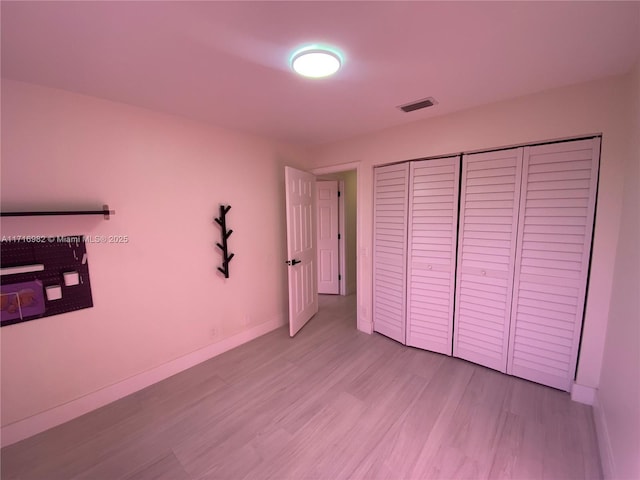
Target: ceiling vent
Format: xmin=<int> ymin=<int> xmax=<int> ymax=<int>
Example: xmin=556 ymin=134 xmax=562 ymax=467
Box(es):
xmin=397 ymin=97 xmax=438 ymax=113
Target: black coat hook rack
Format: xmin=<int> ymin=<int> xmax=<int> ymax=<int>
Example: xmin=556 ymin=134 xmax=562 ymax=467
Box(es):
xmin=214 ymin=205 xmax=234 ymax=278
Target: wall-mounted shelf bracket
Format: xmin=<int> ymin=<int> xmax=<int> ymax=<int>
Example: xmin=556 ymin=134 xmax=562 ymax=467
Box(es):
xmin=1 ymin=204 xmax=114 ymax=220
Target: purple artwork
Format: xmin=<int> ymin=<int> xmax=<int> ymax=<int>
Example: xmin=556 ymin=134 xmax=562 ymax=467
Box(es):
xmin=0 ymin=280 xmax=45 ymax=323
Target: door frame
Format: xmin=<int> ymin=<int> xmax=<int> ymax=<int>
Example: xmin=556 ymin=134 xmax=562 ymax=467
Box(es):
xmin=312 ymin=162 xmax=364 ymax=331
xmin=338 ymin=179 xmax=346 ymax=296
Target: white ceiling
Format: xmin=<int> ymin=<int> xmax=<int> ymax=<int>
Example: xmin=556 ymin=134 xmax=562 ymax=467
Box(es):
xmin=2 ymin=1 xmax=639 ymax=146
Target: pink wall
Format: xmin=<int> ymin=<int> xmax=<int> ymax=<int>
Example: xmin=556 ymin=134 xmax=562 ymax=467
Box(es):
xmin=596 ymin=62 xmax=640 ymax=479
xmin=2 ymin=69 xmax=636 ymax=459
xmin=0 ymin=80 xmax=310 ymax=427
xmin=310 ymin=72 xmax=633 ymax=393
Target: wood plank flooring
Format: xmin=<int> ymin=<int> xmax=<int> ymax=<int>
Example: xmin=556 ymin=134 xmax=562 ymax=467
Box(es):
xmin=1 ymin=294 xmax=602 ymax=479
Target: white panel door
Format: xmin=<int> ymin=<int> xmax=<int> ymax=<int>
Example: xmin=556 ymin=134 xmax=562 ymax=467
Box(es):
xmin=507 ymin=138 xmax=600 ymax=391
xmin=373 ymin=163 xmax=409 ymax=344
xmin=316 ymin=181 xmax=340 ymax=294
xmin=285 ymin=166 xmax=318 ymax=337
xmin=454 ymin=148 xmax=523 ymax=372
xmin=406 ymin=157 xmax=460 ymax=355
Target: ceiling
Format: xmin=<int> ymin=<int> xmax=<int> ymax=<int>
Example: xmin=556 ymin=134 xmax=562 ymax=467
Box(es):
xmin=2 ymin=1 xmax=639 ymax=146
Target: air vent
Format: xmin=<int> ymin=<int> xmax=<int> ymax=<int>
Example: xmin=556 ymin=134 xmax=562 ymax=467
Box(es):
xmin=397 ymin=97 xmax=438 ymax=113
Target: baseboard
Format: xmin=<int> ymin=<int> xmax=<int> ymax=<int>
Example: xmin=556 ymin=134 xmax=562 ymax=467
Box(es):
xmin=593 ymin=392 xmax=616 ymax=479
xmin=571 ymin=382 xmax=596 ymax=405
xmin=1 ymin=317 xmax=285 ymax=448
xmin=358 ymin=319 xmax=373 ymax=334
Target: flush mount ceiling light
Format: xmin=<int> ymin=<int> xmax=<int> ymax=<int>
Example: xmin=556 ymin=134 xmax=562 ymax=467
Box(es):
xmin=290 ymin=46 xmax=342 ymax=78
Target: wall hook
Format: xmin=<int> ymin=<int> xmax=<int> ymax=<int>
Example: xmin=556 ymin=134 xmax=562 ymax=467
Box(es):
xmin=214 ymin=205 xmax=234 ymax=278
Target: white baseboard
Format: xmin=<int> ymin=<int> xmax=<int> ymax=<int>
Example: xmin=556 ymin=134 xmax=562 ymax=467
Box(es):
xmin=0 ymin=317 xmax=285 ymax=448
xmin=358 ymin=320 xmax=373 ymax=335
xmin=571 ymin=382 xmax=596 ymax=405
xmin=593 ymin=392 xmax=616 ymax=479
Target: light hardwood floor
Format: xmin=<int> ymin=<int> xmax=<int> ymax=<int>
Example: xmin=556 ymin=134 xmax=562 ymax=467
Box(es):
xmin=1 ymin=294 xmax=602 ymax=479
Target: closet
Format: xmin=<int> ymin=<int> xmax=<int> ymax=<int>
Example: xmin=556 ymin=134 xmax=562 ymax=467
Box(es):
xmin=453 ymin=148 xmax=523 ymax=372
xmin=406 ymin=157 xmax=460 ymax=355
xmin=373 ymin=157 xmax=459 ymax=354
xmin=506 ymin=139 xmax=600 ymax=391
xmin=373 ymin=162 xmax=409 ymax=344
xmin=372 ymin=137 xmax=600 ymax=392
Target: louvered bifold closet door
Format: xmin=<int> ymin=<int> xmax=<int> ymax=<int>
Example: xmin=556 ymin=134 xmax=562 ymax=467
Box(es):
xmin=507 ymin=138 xmax=600 ymax=391
xmin=454 ymin=148 xmax=523 ymax=372
xmin=373 ymin=163 xmax=409 ymax=344
xmin=406 ymin=157 xmax=460 ymax=355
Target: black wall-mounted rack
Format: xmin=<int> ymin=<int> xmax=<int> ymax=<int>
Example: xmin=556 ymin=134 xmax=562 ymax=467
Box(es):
xmin=1 ymin=204 xmax=114 ymax=220
xmin=214 ymin=205 xmax=234 ymax=278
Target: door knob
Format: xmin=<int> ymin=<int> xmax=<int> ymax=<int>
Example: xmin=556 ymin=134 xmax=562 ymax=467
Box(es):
xmin=286 ymin=259 xmax=302 ymax=266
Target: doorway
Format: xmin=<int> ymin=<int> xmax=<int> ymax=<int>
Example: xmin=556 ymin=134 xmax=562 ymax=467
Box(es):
xmin=316 ymin=180 xmax=341 ymax=295
xmin=314 ymin=166 xmax=358 ymax=328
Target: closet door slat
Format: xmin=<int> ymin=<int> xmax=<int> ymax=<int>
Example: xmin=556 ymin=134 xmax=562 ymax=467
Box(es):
xmin=406 ymin=157 xmax=460 ymax=355
xmin=454 ymin=148 xmax=523 ymax=372
xmin=373 ymin=163 xmax=409 ymax=344
xmin=508 ymin=138 xmax=600 ymax=391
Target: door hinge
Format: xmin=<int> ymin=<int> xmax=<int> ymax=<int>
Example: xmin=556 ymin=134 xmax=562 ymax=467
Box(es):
xmin=338 ymin=233 xmax=341 ymax=240
xmin=338 ymin=191 xmax=341 ymax=197
xmin=339 ymin=274 xmax=342 ymax=281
